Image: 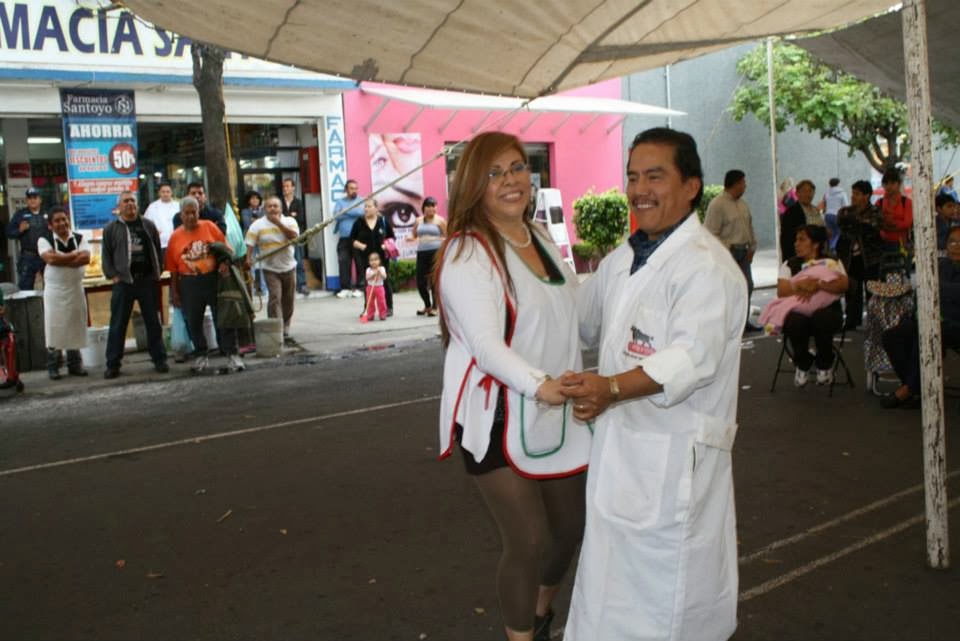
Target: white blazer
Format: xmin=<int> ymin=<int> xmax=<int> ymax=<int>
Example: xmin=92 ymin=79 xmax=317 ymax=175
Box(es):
xmin=437 ymin=230 xmax=591 ymax=478
xmin=566 ymin=215 xmax=746 ymax=641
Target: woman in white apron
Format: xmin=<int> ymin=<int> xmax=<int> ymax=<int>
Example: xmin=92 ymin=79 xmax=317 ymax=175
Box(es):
xmin=37 ymin=207 xmax=90 ymax=380
xmin=435 ymin=132 xmax=591 ymax=641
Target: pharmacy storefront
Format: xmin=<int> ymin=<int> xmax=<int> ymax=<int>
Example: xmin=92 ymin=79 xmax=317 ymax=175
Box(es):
xmin=0 ymin=0 xmax=355 ymax=285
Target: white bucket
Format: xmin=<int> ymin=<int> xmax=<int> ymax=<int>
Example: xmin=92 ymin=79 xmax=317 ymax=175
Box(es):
xmin=80 ymin=326 xmax=109 ymax=369
xmin=253 ymin=318 xmax=282 ymax=358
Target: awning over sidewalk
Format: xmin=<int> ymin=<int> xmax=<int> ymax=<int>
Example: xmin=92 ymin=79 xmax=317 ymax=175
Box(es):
xmin=360 ymin=83 xmax=684 ymax=133
xmin=123 ymin=0 xmax=894 ymax=98
xmin=796 ymin=0 xmax=960 ymax=131
xmin=361 ymin=84 xmax=683 ymax=116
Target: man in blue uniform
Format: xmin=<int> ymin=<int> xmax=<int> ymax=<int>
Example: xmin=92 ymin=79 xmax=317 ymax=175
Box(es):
xmin=5 ymin=187 xmax=49 ymax=290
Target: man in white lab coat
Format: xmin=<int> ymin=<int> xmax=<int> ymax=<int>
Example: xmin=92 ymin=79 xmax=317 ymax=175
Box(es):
xmin=562 ymin=128 xmax=746 ymax=641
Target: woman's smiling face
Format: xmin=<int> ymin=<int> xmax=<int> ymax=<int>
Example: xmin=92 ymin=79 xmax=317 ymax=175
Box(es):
xmin=482 ymin=147 xmax=530 ymax=226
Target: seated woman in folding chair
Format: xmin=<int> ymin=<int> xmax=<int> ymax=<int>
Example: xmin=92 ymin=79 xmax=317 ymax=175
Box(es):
xmin=880 ymin=226 xmax=960 ymax=409
xmin=775 ymin=225 xmax=849 ymax=387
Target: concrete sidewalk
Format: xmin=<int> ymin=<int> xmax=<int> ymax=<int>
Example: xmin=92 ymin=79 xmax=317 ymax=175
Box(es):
xmin=6 ymin=248 xmax=780 ymax=399
xmin=5 ymin=287 xmax=444 ymax=399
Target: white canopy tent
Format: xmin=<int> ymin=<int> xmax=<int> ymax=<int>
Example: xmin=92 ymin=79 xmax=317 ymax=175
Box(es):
xmin=122 ymin=0 xmax=894 ymax=99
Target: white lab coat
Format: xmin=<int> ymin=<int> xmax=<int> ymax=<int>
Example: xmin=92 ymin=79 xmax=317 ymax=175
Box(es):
xmin=37 ymin=233 xmax=89 ymax=350
xmin=437 ymin=231 xmax=591 ymax=477
xmin=565 ymin=215 xmax=746 ymax=641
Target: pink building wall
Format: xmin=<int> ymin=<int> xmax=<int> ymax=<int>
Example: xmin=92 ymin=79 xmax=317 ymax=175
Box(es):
xmin=341 ymin=79 xmax=625 ymax=249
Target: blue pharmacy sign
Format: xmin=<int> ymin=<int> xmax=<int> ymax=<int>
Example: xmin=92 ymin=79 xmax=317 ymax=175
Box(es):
xmin=60 ymin=88 xmax=139 ymax=229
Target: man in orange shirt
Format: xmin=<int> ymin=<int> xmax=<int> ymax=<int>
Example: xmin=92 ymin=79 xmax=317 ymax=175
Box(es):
xmin=878 ymin=168 xmax=913 ymax=250
xmin=166 ymin=196 xmax=241 ymax=373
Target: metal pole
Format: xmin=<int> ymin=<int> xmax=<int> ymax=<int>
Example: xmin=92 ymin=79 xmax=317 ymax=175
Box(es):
xmin=664 ymin=64 xmax=673 ymax=129
xmin=902 ymin=0 xmax=949 ymax=569
xmin=767 ymin=38 xmax=781 ymax=264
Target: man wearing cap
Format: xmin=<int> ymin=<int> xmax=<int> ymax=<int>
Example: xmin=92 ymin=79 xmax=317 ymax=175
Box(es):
xmin=5 ymin=187 xmax=49 ymax=290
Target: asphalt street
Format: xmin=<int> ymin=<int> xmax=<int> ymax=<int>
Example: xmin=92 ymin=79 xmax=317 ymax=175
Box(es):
xmin=2 ymin=330 xmax=960 ymax=640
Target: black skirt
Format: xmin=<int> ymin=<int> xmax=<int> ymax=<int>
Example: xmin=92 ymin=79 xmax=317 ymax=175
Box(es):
xmin=455 ymin=387 xmax=508 ymax=475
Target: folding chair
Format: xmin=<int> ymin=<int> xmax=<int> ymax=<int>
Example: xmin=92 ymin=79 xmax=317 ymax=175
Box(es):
xmin=770 ymin=326 xmax=854 ymax=396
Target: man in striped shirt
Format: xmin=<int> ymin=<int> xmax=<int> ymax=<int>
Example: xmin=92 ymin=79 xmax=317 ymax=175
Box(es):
xmin=245 ymin=196 xmax=299 ymax=343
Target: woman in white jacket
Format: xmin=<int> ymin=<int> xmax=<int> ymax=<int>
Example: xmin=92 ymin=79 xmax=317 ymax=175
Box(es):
xmin=435 ymin=132 xmax=592 ymax=641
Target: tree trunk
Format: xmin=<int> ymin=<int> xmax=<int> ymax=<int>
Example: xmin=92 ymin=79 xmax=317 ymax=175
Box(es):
xmin=191 ymin=43 xmax=232 ymax=213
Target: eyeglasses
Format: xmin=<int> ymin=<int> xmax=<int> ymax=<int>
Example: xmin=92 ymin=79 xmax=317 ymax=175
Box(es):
xmin=121 ymin=198 xmax=136 ymax=203
xmin=488 ymin=161 xmax=529 ymax=182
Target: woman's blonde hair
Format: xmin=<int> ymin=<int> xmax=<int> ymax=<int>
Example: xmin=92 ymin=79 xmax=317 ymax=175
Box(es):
xmin=435 ymin=131 xmax=529 ymax=346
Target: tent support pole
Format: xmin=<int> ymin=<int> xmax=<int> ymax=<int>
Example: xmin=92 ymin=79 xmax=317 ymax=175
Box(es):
xmin=767 ymin=38 xmax=781 ymax=264
xmin=903 ymin=0 xmax=949 ymax=570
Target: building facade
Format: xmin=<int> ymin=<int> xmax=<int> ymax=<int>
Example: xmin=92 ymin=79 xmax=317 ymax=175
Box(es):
xmin=0 ymin=0 xmax=354 ymax=283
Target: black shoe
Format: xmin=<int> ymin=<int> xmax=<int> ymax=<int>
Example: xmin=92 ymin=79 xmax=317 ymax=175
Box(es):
xmin=881 ymin=393 xmax=920 ymax=409
xmin=154 ymin=361 xmax=170 ymax=374
xmin=881 ymin=393 xmax=901 ymax=409
xmin=387 ymin=309 xmax=394 ymax=317
xmin=533 ymin=610 xmax=554 ymax=641
xmin=901 ymin=395 xmax=922 ymax=409
xmin=67 ymin=368 xmax=88 ymax=377
xmin=48 ymin=370 xmax=62 ymax=381
xmin=103 ymin=368 xmax=120 ymax=380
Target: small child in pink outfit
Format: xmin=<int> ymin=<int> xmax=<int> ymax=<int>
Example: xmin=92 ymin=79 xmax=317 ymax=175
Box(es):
xmin=365 ymin=252 xmax=388 ymax=321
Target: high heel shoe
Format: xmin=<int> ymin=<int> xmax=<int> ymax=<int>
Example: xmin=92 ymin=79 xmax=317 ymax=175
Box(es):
xmin=533 ymin=609 xmax=554 ymax=641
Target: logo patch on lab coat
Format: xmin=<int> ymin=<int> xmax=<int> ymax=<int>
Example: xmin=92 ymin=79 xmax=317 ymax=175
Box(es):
xmin=626 ymin=325 xmax=656 ymax=358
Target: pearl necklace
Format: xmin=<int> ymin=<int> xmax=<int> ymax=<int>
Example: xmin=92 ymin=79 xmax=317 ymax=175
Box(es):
xmin=499 ymin=224 xmax=532 ymax=249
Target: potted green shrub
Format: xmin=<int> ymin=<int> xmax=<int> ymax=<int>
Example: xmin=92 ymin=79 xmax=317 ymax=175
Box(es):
xmin=572 ymin=188 xmax=629 ymax=272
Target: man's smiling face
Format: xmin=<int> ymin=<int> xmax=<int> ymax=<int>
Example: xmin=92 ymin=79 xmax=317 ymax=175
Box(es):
xmin=626 ymin=142 xmax=701 ymax=240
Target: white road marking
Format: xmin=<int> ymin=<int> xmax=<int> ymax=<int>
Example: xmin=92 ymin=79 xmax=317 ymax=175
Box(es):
xmin=739 ymin=469 xmax=960 ymax=564
xmin=739 ymin=496 xmax=960 ymax=602
xmin=0 ymin=395 xmax=441 ymax=478
xmin=4 ymin=388 xmax=952 ymax=608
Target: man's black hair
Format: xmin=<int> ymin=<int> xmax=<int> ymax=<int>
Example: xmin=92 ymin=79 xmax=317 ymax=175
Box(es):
xmin=629 ymin=128 xmax=704 ymax=208
xmin=936 ymin=192 xmax=957 ymax=209
xmin=724 ymin=170 xmax=745 ymax=190
xmin=851 ymin=180 xmax=873 ymax=196
xmin=881 ymin=168 xmax=902 ymax=185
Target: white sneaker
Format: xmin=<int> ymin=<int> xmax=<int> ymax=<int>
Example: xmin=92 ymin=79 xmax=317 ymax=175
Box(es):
xmin=816 ymin=368 xmax=833 ymax=385
xmin=190 ymin=355 xmax=209 ymax=373
xmin=794 ymin=367 xmax=809 ymax=387
xmin=352 ymin=289 xmax=363 ymax=298
xmin=227 ymin=354 xmax=246 ymax=372
xmin=336 ymin=290 xmax=350 ymax=299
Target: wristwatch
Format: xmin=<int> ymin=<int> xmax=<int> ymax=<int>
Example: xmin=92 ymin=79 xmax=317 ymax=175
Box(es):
xmin=608 ymin=375 xmax=620 ymax=402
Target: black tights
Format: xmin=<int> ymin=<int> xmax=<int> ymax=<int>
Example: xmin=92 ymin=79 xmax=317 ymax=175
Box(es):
xmin=473 ymin=468 xmax=586 ymax=632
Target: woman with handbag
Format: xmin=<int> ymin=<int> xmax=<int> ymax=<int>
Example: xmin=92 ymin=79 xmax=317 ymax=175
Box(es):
xmin=434 ymin=132 xmax=591 ymax=641
xmin=350 ymin=198 xmax=396 ymax=316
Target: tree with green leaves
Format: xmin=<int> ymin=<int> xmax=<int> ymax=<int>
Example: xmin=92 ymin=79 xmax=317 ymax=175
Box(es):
xmin=730 ymin=42 xmax=959 ymax=173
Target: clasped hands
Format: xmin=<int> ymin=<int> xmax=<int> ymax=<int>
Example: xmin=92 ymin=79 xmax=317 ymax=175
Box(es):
xmin=793 ymin=277 xmax=827 ymax=302
xmin=536 ymin=371 xmax=617 ymax=422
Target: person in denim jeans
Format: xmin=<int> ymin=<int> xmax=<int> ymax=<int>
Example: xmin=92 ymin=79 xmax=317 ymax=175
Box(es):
xmin=100 ymin=191 xmax=168 ymax=379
